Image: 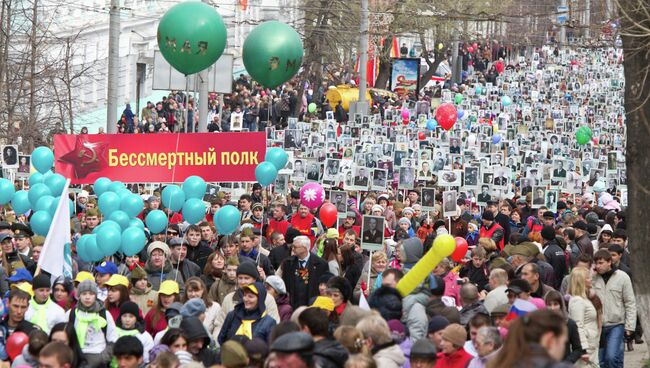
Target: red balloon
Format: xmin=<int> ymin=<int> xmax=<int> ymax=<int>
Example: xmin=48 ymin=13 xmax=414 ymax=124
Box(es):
xmin=418 ymin=131 xmax=426 ymax=140
xmin=319 ymin=202 xmax=338 ymax=228
xmin=468 ymin=46 xmax=474 ymax=53
xmin=451 ymin=237 xmax=469 ymax=262
xmin=435 ymin=103 xmax=458 ymax=131
xmin=7 ymin=331 xmax=28 ymax=361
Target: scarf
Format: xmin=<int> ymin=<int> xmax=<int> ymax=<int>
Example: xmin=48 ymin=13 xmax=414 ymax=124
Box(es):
xmin=29 ymin=298 xmax=52 ymax=331
xmin=74 ymin=307 xmax=107 ymax=347
xmin=240 ymin=247 xmax=259 ymax=260
xmin=116 ymin=327 xmax=139 ymax=338
xmin=235 ymin=310 xmax=267 ymax=339
xmin=374 ymin=272 xmax=383 ymax=290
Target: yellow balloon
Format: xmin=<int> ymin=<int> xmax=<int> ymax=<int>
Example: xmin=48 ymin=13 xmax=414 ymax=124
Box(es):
xmin=396 ymin=234 xmax=456 ymax=297
xmin=493 ymin=125 xmax=498 ymax=133
xmin=438 ymin=43 xmax=444 ymax=50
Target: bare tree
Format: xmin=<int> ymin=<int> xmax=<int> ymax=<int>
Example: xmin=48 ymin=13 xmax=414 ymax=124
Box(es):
xmin=618 ymin=0 xmax=650 ymax=355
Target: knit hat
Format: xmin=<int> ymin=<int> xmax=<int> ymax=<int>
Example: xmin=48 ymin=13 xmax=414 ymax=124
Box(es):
xmin=237 ymin=261 xmax=260 ymax=280
xmin=181 ymin=299 xmax=206 ymax=318
xmin=319 ymin=272 xmax=335 ymax=285
xmin=119 ymin=301 xmax=141 ymax=319
xmin=326 ymin=276 xmax=352 ymax=302
xmin=77 ymin=279 xmax=97 ymax=295
xmin=410 ymin=339 xmax=438 ymax=359
xmin=573 ymin=220 xmax=588 ymax=231
xmin=481 ymin=211 xmax=495 ymax=221
xmin=442 ymin=323 xmax=467 ymax=347
xmin=32 ymin=274 xmax=51 ymax=290
xmin=129 ymin=266 xmax=147 ymax=284
xmin=398 ymin=217 xmax=410 ymax=226
xmin=147 ymin=241 xmax=170 ymax=257
xmin=402 ymin=207 xmax=414 ymax=216
xmin=311 ymin=296 xmax=334 ymax=312
xmin=221 ymin=341 xmax=249 ymax=368
xmin=148 ymin=344 xmax=170 ymax=363
xmin=264 ymin=275 xmax=286 ymax=295
xmin=371 ymin=205 xmax=384 ymax=213
xmin=541 ymin=225 xmax=556 ymax=241
xmin=427 ymin=315 xmax=450 ymax=334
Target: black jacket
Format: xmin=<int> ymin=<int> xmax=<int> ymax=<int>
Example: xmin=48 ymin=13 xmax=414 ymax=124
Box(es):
xmin=314 ymin=339 xmax=349 ymax=368
xmin=281 ymin=254 xmax=329 ymax=309
xmin=563 ymin=318 xmax=584 ymax=363
xmin=268 ymin=244 xmax=291 ymax=270
xmin=180 ymin=317 xmax=218 ymax=367
xmin=186 ymin=243 xmax=213 ymax=271
xmin=543 ymin=240 xmax=569 ymax=290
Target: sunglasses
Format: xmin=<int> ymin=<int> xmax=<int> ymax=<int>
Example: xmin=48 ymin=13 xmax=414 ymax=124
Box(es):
xmin=167 ymin=231 xmax=179 ymax=236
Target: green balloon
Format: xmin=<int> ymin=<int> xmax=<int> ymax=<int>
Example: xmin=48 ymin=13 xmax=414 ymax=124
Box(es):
xmin=157 ymin=2 xmax=227 ymax=75
xmin=308 ymin=103 xmax=317 ymax=113
xmin=575 ymin=126 xmax=593 ymax=145
xmin=454 ymin=93 xmax=463 ymax=104
xmin=243 ymin=21 xmax=304 ymax=88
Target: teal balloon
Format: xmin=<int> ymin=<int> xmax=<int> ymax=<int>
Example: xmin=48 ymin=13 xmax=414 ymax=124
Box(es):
xmin=12 ymin=190 xmax=30 ymax=214
xmin=129 ymin=218 xmax=145 ymax=230
xmin=120 ymin=194 xmax=144 ymax=218
xmin=31 ymin=147 xmax=54 ymax=174
xmin=501 ymin=95 xmax=512 ymax=106
xmin=157 ymin=2 xmax=227 ymax=75
xmin=255 ymin=162 xmax=278 ymax=187
xmin=94 ymin=177 xmax=112 ymax=197
xmin=475 ymin=86 xmax=482 ymax=95
xmin=145 ymin=210 xmax=168 ymax=234
xmin=31 ymin=210 xmax=52 ymax=236
xmin=182 ymin=176 xmax=207 ymax=200
xmin=454 ymin=93 xmax=463 ymax=104
xmin=75 ymin=235 xmax=91 ymax=263
xmin=35 ymin=195 xmax=55 ymax=213
xmin=99 ymin=192 xmax=120 ymax=216
xmin=44 ymin=173 xmax=66 ymax=197
xmin=85 ymin=234 xmax=104 ymax=262
xmin=308 ymin=103 xmax=317 ymax=113
xmin=97 ymin=226 xmax=122 ymax=257
xmin=28 ymin=183 xmax=51 ymax=208
xmin=243 ymin=21 xmax=304 ymax=88
xmin=161 ymin=185 xmax=185 ymax=212
xmin=51 ymin=197 xmax=75 ymax=217
xmin=214 ymin=205 xmax=239 ymax=235
xmin=28 ymin=173 xmax=44 ymax=186
xmin=182 ymin=198 xmax=206 ymax=224
xmin=108 ymin=181 xmax=125 ymax=193
xmin=0 ymin=178 xmax=15 ymax=205
xmin=101 ymin=220 xmax=122 ymax=233
xmin=426 ymin=119 xmax=438 ymax=131
xmin=121 ymin=227 xmax=147 ymax=256
xmin=265 ymin=147 xmax=288 ymax=170
xmin=109 ymin=210 xmax=131 ymax=231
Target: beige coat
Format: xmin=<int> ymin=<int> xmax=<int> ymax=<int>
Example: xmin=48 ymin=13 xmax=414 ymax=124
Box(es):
xmin=568 ymin=295 xmax=600 ymax=366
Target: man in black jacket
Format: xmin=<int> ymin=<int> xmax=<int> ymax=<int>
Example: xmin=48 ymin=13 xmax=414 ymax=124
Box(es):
xmin=185 ymin=225 xmax=213 ymax=270
xmin=281 ymin=236 xmax=329 ymax=309
xmin=541 ymin=226 xmax=569 ymax=290
xmin=180 ymin=316 xmax=218 ymax=366
xmin=298 ymin=307 xmax=349 ymax=368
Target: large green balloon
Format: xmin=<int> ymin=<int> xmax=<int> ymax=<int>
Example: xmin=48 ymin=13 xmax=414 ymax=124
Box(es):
xmin=157 ymin=2 xmax=227 ymax=75
xmin=576 ymin=126 xmax=593 ymax=145
xmin=243 ymin=21 xmax=304 ymax=88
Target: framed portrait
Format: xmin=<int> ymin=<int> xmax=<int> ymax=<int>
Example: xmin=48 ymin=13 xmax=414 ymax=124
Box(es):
xmin=442 ymin=190 xmax=459 ymax=217
xmin=361 ymin=215 xmax=385 ymax=251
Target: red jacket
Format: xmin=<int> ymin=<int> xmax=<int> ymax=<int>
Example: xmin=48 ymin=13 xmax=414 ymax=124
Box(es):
xmin=290 ymin=212 xmax=316 ymax=244
xmin=479 ymin=222 xmax=505 ymax=250
xmin=266 ymin=218 xmax=290 ymax=240
xmin=435 ymin=348 xmax=472 ymax=368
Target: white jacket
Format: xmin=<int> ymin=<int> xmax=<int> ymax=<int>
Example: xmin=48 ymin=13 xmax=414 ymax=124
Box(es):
xmin=25 ymin=299 xmax=66 ymax=334
xmin=373 ymin=343 xmax=406 ymax=368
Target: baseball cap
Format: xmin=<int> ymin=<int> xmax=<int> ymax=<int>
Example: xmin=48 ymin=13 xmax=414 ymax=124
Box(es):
xmin=0 ymin=233 xmax=13 ymax=243
xmin=505 ymin=279 xmax=532 ymax=294
xmin=11 ymin=282 xmax=34 ymax=297
xmin=74 ymin=271 xmax=95 ymax=284
xmin=159 ymin=280 xmax=180 ymax=295
xmin=105 ymin=274 xmax=130 ymax=288
xmin=7 ymin=268 xmax=32 ymax=283
xmin=95 ymin=261 xmax=118 ymax=275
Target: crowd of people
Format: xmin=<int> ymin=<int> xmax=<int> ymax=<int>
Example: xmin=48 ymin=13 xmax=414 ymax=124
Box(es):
xmin=0 ymin=42 xmax=635 ymax=368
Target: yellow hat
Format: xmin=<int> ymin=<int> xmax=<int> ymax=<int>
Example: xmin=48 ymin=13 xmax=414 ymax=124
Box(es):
xmin=11 ymin=282 xmax=34 ymax=297
xmin=159 ymin=280 xmax=180 ymax=295
xmin=105 ymin=274 xmax=129 ymax=288
xmin=241 ymin=283 xmax=259 ymax=295
xmin=311 ymin=296 xmax=334 ymax=312
xmin=74 ymin=271 xmax=94 ymax=284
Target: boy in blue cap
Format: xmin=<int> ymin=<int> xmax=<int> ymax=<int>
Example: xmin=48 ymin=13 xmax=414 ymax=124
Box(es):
xmin=95 ymin=261 xmax=118 ymax=302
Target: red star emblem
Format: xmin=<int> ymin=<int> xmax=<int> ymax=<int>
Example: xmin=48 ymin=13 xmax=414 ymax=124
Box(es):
xmin=58 ymin=137 xmax=108 ymax=179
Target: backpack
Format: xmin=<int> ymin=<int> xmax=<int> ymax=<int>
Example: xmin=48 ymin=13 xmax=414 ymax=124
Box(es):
xmin=280 ymin=97 xmax=290 ymax=112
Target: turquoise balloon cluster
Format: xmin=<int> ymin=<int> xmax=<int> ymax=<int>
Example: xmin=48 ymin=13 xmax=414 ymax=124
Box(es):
xmin=11 ymin=147 xmax=76 ymax=238
xmin=254 ymin=147 xmax=288 ymax=186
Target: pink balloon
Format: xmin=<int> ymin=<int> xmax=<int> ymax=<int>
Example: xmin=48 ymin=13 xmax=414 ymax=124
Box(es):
xmin=401 ymin=108 xmax=410 ymax=119
xmin=300 ymin=182 xmax=325 ymax=210
xmin=468 ymin=46 xmax=474 ymax=53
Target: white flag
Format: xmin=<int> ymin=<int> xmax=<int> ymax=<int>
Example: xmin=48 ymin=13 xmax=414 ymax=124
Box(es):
xmin=38 ymin=179 xmax=73 ymax=279
xmin=359 ymin=292 xmax=371 ymax=311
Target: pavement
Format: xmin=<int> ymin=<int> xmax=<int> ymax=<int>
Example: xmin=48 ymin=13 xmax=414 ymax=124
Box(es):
xmin=626 ymin=341 xmax=649 ymax=368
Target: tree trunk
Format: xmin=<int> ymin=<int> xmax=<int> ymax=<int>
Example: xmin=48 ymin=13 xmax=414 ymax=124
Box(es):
xmin=28 ymin=0 xmax=37 ymax=151
xmin=374 ymin=35 xmax=395 ymax=90
xmin=621 ymin=0 xmax=650 ymax=355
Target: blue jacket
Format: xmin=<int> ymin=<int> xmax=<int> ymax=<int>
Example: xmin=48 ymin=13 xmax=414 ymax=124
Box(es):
xmin=217 ymin=282 xmax=276 ymax=345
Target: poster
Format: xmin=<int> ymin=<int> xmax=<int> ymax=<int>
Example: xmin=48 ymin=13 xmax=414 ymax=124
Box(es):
xmin=390 ymin=58 xmax=420 ymax=95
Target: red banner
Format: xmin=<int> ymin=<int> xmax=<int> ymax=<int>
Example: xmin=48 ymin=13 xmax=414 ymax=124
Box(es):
xmin=54 ymin=133 xmax=267 ymax=184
